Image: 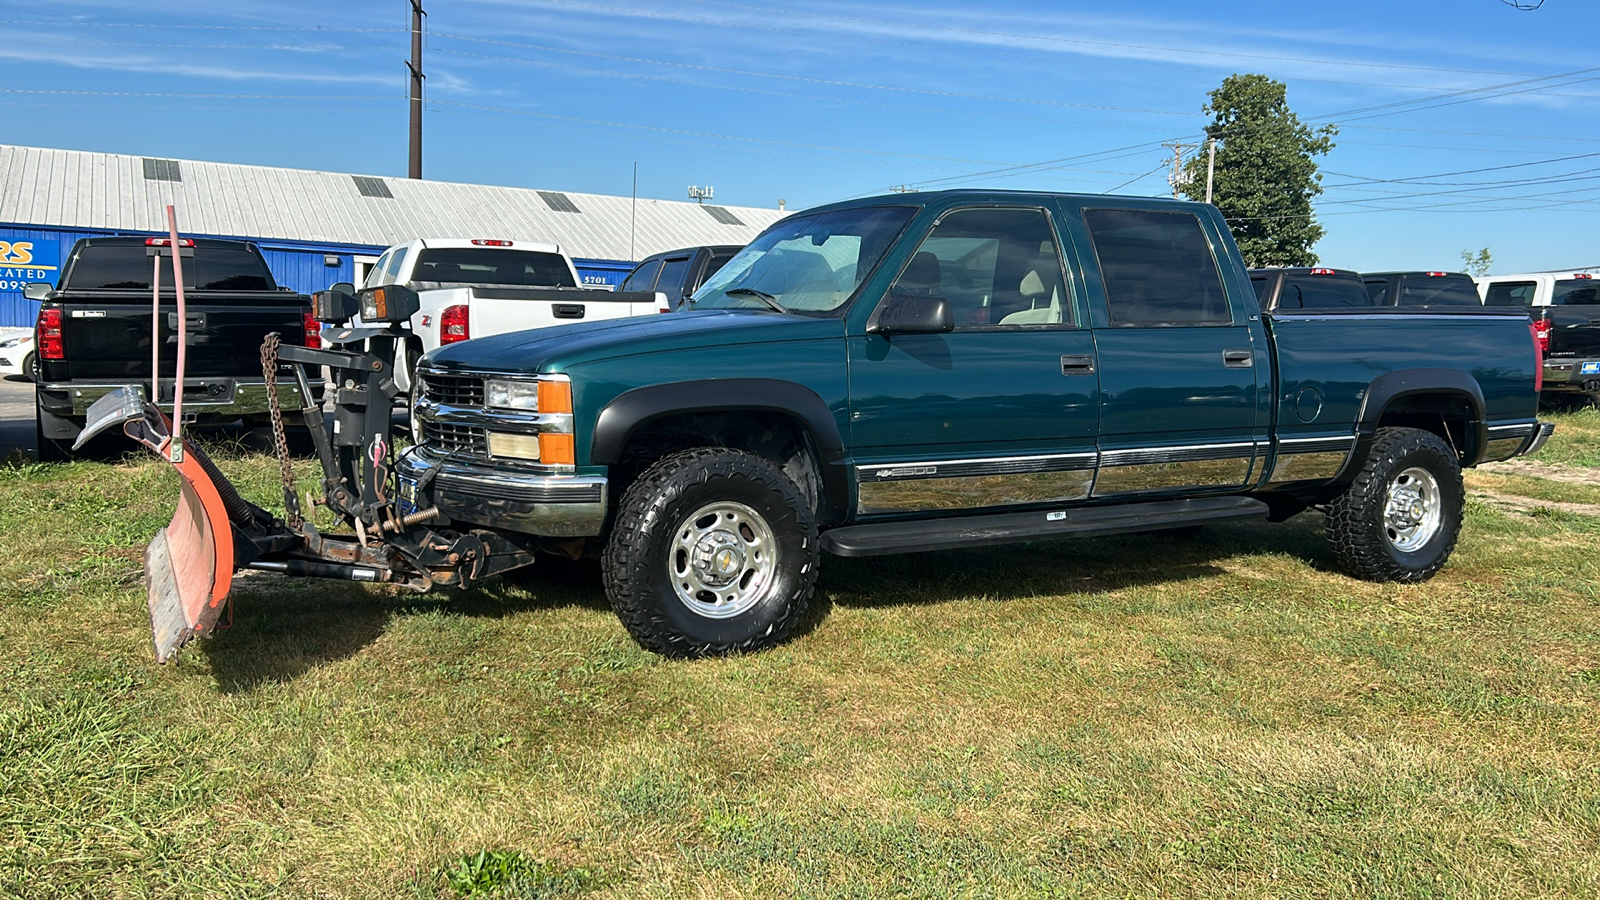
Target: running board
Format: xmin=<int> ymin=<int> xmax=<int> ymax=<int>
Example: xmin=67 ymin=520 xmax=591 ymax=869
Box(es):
xmin=819 ymin=496 xmax=1270 ymax=558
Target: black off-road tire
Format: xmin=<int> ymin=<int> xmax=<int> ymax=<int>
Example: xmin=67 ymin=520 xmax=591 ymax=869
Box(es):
xmin=1327 ymin=426 xmax=1464 ymax=582
xmin=602 ymin=448 xmax=820 ymax=657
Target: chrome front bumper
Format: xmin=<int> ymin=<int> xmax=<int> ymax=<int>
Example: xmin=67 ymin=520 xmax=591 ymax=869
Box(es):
xmin=396 ymin=449 xmax=608 ymax=537
xmin=43 ymin=379 xmax=308 ymax=417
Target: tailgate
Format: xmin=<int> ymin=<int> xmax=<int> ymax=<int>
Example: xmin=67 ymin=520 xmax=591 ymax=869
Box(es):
xmin=1544 ymin=309 xmax=1600 ymax=359
xmin=469 ymin=288 xmax=664 ymax=338
xmin=55 ymin=292 xmax=308 ymax=380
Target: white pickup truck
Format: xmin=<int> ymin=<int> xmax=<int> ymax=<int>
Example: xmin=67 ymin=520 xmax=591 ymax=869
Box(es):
xmin=360 ymin=238 xmax=669 ymax=391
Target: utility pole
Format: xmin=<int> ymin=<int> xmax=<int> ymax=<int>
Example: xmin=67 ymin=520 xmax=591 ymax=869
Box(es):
xmin=1163 ymin=142 xmax=1191 ymax=200
xmin=1205 ymin=139 xmax=1217 ymax=204
xmin=407 ymin=0 xmax=426 ymax=179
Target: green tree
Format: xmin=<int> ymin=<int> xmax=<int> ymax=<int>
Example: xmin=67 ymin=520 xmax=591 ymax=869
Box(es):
xmin=1182 ymin=74 xmax=1336 ymax=267
xmin=1460 ymin=247 xmax=1492 ymax=277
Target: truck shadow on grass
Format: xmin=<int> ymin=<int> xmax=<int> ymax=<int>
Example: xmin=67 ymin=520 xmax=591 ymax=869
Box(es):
xmin=201 ymin=515 xmax=1335 ymax=691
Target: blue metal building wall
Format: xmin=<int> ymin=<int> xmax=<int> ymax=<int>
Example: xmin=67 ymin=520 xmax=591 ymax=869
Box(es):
xmin=1 ymin=223 xmax=642 ymax=325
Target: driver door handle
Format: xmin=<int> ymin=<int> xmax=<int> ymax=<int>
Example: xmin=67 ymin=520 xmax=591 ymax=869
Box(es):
xmin=1060 ymin=354 xmax=1095 ymax=375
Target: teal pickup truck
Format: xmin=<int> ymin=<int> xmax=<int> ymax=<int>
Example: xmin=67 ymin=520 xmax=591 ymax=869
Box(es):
xmin=400 ymin=190 xmax=1550 ymax=657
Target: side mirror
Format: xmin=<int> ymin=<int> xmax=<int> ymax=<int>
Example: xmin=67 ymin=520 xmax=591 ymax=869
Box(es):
xmin=311 ymin=286 xmax=360 ymax=324
xmin=866 ymin=291 xmax=954 ymax=335
xmin=328 ymin=281 xmax=355 ymax=295
xmin=22 ymin=282 xmax=52 ymax=302
xmin=357 ymin=283 xmax=421 ymax=324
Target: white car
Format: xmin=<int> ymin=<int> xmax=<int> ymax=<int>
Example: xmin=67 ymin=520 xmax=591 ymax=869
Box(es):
xmin=358 ymin=238 xmax=668 ymax=392
xmin=0 ymin=327 xmax=34 ymax=381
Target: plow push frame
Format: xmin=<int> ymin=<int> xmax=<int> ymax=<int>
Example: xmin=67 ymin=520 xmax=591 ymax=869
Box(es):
xmin=79 ymin=210 xmax=538 ymax=663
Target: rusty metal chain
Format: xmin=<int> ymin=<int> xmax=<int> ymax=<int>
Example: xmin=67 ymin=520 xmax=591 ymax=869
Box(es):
xmin=261 ymin=333 xmax=302 ymax=526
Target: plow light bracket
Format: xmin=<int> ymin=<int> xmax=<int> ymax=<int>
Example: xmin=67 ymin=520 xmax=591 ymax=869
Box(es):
xmin=358 ymin=284 xmax=421 ymax=325
xmin=312 ymin=282 xmax=360 ymax=325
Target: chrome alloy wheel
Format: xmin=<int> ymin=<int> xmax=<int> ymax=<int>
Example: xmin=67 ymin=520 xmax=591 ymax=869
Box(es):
xmin=669 ymin=500 xmax=779 ymax=619
xmin=1382 ymin=466 xmax=1442 ymax=553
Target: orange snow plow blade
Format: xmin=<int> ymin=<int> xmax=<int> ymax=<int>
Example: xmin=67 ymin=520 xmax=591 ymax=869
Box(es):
xmin=79 ymin=386 xmax=236 ymax=662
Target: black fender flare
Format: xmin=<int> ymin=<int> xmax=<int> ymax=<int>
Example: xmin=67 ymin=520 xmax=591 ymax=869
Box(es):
xmin=590 ymin=378 xmax=850 ymax=522
xmin=1339 ymin=367 xmax=1487 ymax=481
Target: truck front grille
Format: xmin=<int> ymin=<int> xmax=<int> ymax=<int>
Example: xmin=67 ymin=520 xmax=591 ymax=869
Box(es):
xmin=422 ymin=421 xmax=488 ymax=456
xmin=421 ymin=372 xmax=485 ymax=408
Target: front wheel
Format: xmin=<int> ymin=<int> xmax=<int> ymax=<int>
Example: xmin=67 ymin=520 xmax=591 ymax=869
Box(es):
xmin=1326 ymin=426 xmax=1464 ymax=582
xmin=602 ymin=448 xmax=820 ymax=657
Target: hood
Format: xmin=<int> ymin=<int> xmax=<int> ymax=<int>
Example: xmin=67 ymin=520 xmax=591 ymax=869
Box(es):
xmin=422 ymin=309 xmax=845 ymax=375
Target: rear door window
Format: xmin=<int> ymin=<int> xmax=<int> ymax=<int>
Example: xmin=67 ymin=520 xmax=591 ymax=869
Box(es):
xmin=1484 ymin=281 xmax=1536 ymax=307
xmin=1397 ymin=274 xmax=1480 ymax=307
xmin=1277 ymin=273 xmax=1370 ymax=309
xmin=1084 ymin=208 xmax=1230 ymax=325
xmin=655 ymin=256 xmax=692 ymax=297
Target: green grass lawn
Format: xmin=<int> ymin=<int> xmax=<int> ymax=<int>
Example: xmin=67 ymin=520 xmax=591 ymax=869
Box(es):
xmin=2 ymin=413 xmax=1598 ymax=899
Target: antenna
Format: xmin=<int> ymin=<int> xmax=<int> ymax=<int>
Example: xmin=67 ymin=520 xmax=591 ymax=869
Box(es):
xmin=687 ymin=185 xmax=714 ymax=203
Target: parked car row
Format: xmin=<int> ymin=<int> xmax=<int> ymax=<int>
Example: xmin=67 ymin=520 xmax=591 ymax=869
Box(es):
xmin=1248 ymin=266 xmax=1482 ymax=311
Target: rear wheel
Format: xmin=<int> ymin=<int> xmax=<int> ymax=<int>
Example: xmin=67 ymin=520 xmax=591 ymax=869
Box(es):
xmin=1326 ymin=427 xmax=1463 ymax=582
xmin=602 ymin=448 xmax=819 ymax=657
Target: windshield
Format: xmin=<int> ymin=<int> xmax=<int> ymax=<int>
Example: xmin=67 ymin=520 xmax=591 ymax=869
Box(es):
xmin=691 ymin=206 xmax=916 ymax=313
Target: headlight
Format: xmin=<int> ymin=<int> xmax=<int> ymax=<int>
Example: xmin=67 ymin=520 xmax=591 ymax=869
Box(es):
xmin=0 ymin=336 xmax=25 ymax=349
xmin=486 ymin=378 xmax=540 ymax=411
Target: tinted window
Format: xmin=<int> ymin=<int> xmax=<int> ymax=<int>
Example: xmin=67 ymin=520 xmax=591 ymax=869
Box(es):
xmin=621 ymin=258 xmax=663 ymax=293
xmin=655 ymin=257 xmax=692 ymax=298
xmin=411 ymin=249 xmax=576 ymax=288
xmin=701 ymin=251 xmax=737 ymax=288
xmin=890 ymin=207 xmax=1071 ymax=327
xmin=1551 ymin=279 xmax=1600 ymax=306
xmin=1365 ymin=279 xmax=1388 ymax=306
xmin=381 ymin=247 xmax=407 ymax=284
xmin=65 ymin=244 xmax=274 ymax=293
xmin=1250 ymin=276 xmax=1271 ymax=307
xmin=1484 ymin=281 xmax=1536 ymax=307
xmin=1396 ymin=274 xmax=1480 ymax=307
xmin=1277 ymin=273 xmax=1370 ymax=309
xmin=695 ymin=206 xmax=915 ymax=313
xmin=1084 ymin=208 xmax=1229 ymax=325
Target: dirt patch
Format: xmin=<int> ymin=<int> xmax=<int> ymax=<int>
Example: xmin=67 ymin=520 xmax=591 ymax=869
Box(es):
xmin=1470 ymin=487 xmax=1600 ymax=517
xmin=1479 ymin=459 xmax=1600 ymax=487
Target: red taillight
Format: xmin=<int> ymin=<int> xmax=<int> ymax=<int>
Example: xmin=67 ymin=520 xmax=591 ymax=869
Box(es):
xmin=1425 ymin=271 xmax=1448 ymax=277
xmin=36 ymin=308 xmax=64 ymax=360
xmin=1309 ymin=268 xmax=1335 ymax=275
xmin=1572 ymin=273 xmax=1593 ymax=279
xmin=1530 ymin=319 xmax=1546 ymax=393
xmin=302 ymin=311 xmax=322 ymax=349
xmin=145 ymin=237 xmax=195 ymax=247
xmin=471 ymin=239 xmax=513 ymax=247
xmin=440 ymin=304 xmax=470 ymax=344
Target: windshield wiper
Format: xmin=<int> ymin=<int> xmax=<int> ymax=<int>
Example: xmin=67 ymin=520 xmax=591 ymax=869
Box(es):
xmin=724 ymin=287 xmax=788 ymax=313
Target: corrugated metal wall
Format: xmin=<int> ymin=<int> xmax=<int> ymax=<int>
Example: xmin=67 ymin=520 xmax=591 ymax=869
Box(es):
xmin=0 ymin=223 xmax=645 ymax=326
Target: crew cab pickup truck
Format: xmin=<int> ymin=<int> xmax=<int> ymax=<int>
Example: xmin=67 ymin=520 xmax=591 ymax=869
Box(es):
xmin=619 ymin=245 xmax=743 ymax=309
xmin=1477 ymin=272 xmax=1600 ymax=405
xmin=363 ymin=238 xmax=669 ymax=391
xmin=398 ymin=190 xmax=1549 ymax=657
xmin=1249 ymin=266 xmax=1370 ymax=311
xmin=1363 ymin=271 xmax=1483 ymax=307
xmin=29 ymin=237 xmax=317 ymax=460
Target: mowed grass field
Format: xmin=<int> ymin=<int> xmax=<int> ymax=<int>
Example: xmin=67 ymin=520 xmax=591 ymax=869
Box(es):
xmin=3 ymin=411 xmax=1599 ymax=898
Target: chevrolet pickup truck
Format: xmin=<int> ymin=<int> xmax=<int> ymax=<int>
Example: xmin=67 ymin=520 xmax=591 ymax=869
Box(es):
xmin=29 ymin=236 xmax=317 ymax=460
xmin=1477 ymin=271 xmax=1600 ymax=406
xmin=364 ymin=238 xmax=669 ymax=392
xmin=396 ymin=190 xmax=1549 ymax=657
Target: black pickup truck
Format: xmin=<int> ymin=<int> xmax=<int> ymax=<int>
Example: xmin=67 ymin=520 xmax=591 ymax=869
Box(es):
xmin=28 ymin=237 xmax=318 ymax=460
xmin=619 ymin=245 xmax=743 ymax=309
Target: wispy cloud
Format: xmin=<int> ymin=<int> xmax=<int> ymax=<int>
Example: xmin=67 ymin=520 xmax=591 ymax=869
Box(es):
xmin=0 ymin=42 xmax=396 ymax=87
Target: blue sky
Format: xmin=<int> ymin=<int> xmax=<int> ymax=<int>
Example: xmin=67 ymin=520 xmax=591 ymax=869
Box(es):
xmin=1 ymin=0 xmax=1597 ymax=272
